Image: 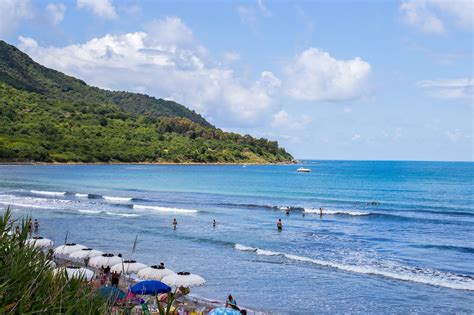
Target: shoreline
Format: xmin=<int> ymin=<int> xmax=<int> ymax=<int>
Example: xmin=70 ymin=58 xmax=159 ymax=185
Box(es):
xmin=0 ymin=161 xmax=298 ymax=166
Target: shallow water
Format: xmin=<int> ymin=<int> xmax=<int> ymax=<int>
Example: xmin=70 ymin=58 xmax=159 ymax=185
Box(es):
xmin=1 ymin=161 xmax=473 ymax=313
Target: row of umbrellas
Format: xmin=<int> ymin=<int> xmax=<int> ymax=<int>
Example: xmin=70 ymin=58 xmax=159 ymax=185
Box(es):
xmin=27 ymin=239 xmax=206 ymax=288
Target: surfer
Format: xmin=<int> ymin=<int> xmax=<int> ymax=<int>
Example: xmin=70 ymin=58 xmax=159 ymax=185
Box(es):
xmin=172 ymin=218 xmax=177 ymax=230
xmin=277 ymin=218 xmax=283 ymax=231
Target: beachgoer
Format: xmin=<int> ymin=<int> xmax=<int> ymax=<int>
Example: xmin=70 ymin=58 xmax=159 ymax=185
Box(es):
xmin=84 ymin=256 xmax=90 ymax=267
xmin=277 ymin=218 xmax=283 ymax=231
xmin=34 ymin=219 xmax=39 ymax=232
xmin=285 ymin=207 xmax=290 ymax=216
xmin=111 ymin=271 xmax=120 ymax=287
xmin=212 ymin=219 xmax=217 ymax=228
xmin=15 ymin=225 xmax=20 ymax=235
xmin=172 ymin=218 xmax=177 ymax=230
xmin=319 ymin=207 xmax=323 ymax=217
xmin=226 ymin=294 xmax=240 ymax=310
xmin=28 ymin=219 xmax=32 ymax=236
xmin=159 ymin=262 xmax=165 ymax=269
xmin=302 ymin=209 xmax=305 ymax=218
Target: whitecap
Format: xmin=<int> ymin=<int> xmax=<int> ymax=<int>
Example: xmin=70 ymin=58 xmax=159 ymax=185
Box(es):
xmin=304 ymin=208 xmax=369 ymax=216
xmin=133 ymin=204 xmax=198 ymax=214
xmin=103 ymin=196 xmax=132 ymax=202
xmin=106 ymin=212 xmax=140 ymax=217
xmin=30 ymin=190 xmax=66 ymax=196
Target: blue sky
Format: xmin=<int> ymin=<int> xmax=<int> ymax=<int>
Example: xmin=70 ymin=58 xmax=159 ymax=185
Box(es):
xmin=1 ymin=0 xmax=472 ymax=161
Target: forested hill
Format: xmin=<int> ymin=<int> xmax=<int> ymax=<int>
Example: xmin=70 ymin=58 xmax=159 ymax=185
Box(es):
xmin=0 ymin=40 xmax=294 ymax=163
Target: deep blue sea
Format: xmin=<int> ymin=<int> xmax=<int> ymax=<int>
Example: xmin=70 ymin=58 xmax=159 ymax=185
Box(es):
xmin=1 ymin=161 xmax=473 ymax=314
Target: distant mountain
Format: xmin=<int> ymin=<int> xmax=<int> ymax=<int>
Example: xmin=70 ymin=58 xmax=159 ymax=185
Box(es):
xmin=0 ymin=40 xmax=293 ymax=163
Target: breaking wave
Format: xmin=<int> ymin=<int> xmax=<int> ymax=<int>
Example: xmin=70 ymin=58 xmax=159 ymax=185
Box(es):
xmin=133 ymin=204 xmax=198 ymax=214
xmin=234 ymin=244 xmax=474 ymax=291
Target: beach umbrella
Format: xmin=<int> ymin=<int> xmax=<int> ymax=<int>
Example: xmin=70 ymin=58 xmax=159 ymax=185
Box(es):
xmin=98 ymin=286 xmax=127 ymax=301
xmin=162 ymin=272 xmax=205 ymax=288
xmin=130 ymin=280 xmax=171 ymax=295
xmin=138 ymin=265 xmax=175 ymax=280
xmin=26 ymin=236 xmax=54 ymax=248
xmin=69 ymin=248 xmax=104 ymax=261
xmin=88 ymin=253 xmax=122 ymax=268
xmin=54 ymin=266 xmax=94 ymax=281
xmin=208 ymin=307 xmax=241 ymax=315
xmin=110 ymin=260 xmax=148 ymax=274
xmin=54 ymin=243 xmax=87 ymax=257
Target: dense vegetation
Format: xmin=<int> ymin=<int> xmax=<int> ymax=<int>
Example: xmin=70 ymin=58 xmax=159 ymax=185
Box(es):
xmin=0 ymin=209 xmax=107 ymax=313
xmin=0 ymin=40 xmax=293 ymax=163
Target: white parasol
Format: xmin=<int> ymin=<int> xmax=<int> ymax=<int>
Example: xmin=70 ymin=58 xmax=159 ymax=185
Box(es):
xmin=110 ymin=260 xmax=148 ymax=274
xmin=137 ymin=265 xmax=175 ymax=280
xmin=88 ymin=253 xmax=122 ymax=268
xmin=54 ymin=243 xmax=87 ymax=257
xmin=54 ymin=266 xmax=94 ymax=281
xmin=161 ymin=272 xmax=205 ymax=288
xmin=26 ymin=236 xmax=54 ymax=248
xmin=69 ymin=248 xmax=104 ymax=261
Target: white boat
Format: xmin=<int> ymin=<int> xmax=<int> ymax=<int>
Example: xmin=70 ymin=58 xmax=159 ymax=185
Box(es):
xmin=297 ymin=167 xmax=311 ymax=173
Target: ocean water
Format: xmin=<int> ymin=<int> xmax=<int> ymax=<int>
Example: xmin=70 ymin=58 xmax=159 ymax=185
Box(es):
xmin=1 ymin=161 xmax=473 ymax=314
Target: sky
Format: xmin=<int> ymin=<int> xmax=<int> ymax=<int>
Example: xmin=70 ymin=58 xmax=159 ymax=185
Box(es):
xmin=0 ymin=0 xmax=472 ymax=161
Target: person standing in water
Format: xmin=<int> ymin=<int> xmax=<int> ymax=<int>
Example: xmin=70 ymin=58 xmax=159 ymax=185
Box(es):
xmin=277 ymin=218 xmax=283 ymax=231
xmin=172 ymin=218 xmax=177 ymax=230
xmin=34 ymin=219 xmax=39 ymax=232
xmin=319 ymin=207 xmax=323 ymax=217
xmin=212 ymin=219 xmax=217 ymax=228
xmin=285 ymin=207 xmax=290 ymax=216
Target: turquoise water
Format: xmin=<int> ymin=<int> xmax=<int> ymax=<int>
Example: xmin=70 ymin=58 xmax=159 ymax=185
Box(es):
xmin=1 ymin=161 xmax=473 ymax=313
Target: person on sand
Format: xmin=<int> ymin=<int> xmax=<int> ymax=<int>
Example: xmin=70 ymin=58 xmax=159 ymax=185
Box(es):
xmin=15 ymin=225 xmax=20 ymax=235
xmin=111 ymin=271 xmax=120 ymax=287
xmin=27 ymin=218 xmax=32 ymax=236
xmin=172 ymin=218 xmax=177 ymax=230
xmin=226 ymin=294 xmax=240 ymax=311
xmin=34 ymin=219 xmax=39 ymax=232
xmin=277 ymin=218 xmax=283 ymax=231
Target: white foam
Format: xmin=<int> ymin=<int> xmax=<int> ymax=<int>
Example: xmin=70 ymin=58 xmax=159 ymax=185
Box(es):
xmin=235 ymin=245 xmax=474 ymax=291
xmin=133 ymin=204 xmax=198 ymax=213
xmin=103 ymin=196 xmax=132 ymax=202
xmin=30 ymin=190 xmax=66 ymax=196
xmin=75 ymin=193 xmax=88 ymax=198
xmin=235 ymin=244 xmax=257 ymax=251
xmin=106 ymin=212 xmax=139 ymax=217
xmin=256 ymin=249 xmax=281 ymax=256
xmin=304 ymin=208 xmax=369 ymax=216
xmin=78 ymin=210 xmax=102 ymax=214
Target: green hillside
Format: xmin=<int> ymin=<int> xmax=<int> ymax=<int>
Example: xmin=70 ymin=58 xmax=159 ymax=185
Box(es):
xmin=0 ymin=40 xmax=293 ymax=163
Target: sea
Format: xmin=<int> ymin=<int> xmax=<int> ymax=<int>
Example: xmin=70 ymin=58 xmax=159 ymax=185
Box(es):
xmin=0 ymin=161 xmax=473 ymax=314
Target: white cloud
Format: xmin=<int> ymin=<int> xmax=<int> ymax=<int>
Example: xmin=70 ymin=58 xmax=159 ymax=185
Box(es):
xmin=0 ymin=0 xmax=33 ymax=36
xmin=271 ymin=110 xmax=312 ymax=129
xmin=445 ymin=129 xmax=462 ymax=142
xmin=400 ymin=0 xmax=473 ymax=34
xmin=77 ymin=0 xmax=116 ymax=19
xmin=145 ymin=17 xmax=194 ymax=46
xmin=416 ymin=78 xmax=473 ymax=100
xmin=46 ymin=3 xmax=66 ymax=25
xmin=257 ymin=0 xmax=272 ymax=17
xmin=17 ymin=17 xmax=280 ymax=126
xmin=351 ymin=134 xmax=361 ymax=141
xmin=283 ymin=48 xmax=371 ymax=102
xmin=237 ymin=0 xmax=272 ymax=28
xmin=223 ymin=52 xmax=240 ymax=62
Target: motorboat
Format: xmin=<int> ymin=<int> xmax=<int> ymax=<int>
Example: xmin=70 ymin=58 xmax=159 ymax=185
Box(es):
xmin=297 ymin=167 xmax=311 ymax=173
